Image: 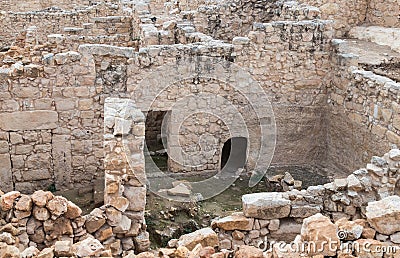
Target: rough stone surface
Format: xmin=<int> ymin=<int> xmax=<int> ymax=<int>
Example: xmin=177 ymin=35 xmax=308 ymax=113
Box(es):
xmin=177 ymin=228 xmax=218 ymax=251
xmin=300 ymin=213 xmax=339 ymax=256
xmin=211 ymin=213 xmax=254 ymax=231
xmin=0 ymin=111 xmax=58 ymax=131
xmin=242 ymin=193 xmax=291 ymax=219
xmin=366 ymin=195 xmax=400 ymax=235
xmin=235 ymin=245 xmax=263 ymax=258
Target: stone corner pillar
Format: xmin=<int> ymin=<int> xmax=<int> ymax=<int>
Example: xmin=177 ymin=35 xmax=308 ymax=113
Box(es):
xmin=104 ymin=97 xmax=149 ymax=252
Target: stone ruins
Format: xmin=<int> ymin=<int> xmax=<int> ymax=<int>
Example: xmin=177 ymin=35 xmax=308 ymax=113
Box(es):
xmin=0 ymin=0 xmax=400 ymax=257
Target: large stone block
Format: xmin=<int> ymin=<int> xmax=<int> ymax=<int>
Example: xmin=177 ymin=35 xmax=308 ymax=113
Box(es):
xmin=177 ymin=228 xmax=218 ymax=250
xmin=0 ymin=154 xmax=12 ymax=192
xmin=242 ymin=192 xmax=291 ymax=219
xmin=211 ymin=212 xmax=254 ymax=231
xmin=366 ymin=195 xmax=400 ymax=235
xmin=0 ymin=111 xmax=58 ymax=131
xmin=300 ymin=213 xmax=339 ymax=256
xmin=124 ymin=186 xmax=146 ymax=212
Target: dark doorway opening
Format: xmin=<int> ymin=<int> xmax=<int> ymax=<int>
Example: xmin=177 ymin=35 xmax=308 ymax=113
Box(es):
xmin=220 ymin=137 xmax=248 ymax=171
xmin=145 ymin=111 xmax=168 ymax=171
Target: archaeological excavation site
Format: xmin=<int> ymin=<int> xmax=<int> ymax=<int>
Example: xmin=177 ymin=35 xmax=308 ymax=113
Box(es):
xmin=1 ymin=0 xmax=400 ymax=257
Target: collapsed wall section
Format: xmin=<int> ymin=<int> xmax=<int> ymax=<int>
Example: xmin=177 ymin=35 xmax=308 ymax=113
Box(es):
xmin=211 ymin=149 xmax=400 ymax=253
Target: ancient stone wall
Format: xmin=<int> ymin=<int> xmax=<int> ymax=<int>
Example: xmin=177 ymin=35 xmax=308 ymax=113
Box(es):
xmin=103 ymin=97 xmax=149 ymax=254
xmin=325 ymin=44 xmax=400 ymax=174
xmin=296 ymin=0 xmax=368 ymax=37
xmin=234 ymin=20 xmax=333 ymax=169
xmin=194 ymin=0 xmax=321 ymax=41
xmin=0 ymin=0 xmax=121 ymax=12
xmin=0 ymin=3 xmax=131 ymax=47
xmin=0 ymin=0 xmax=399 ymax=196
xmin=367 ymin=0 xmax=400 ymax=28
xmin=0 ymin=49 xmax=100 ymax=193
xmin=0 ymin=97 xmax=148 ymax=256
xmin=212 ymin=149 xmax=400 ymax=251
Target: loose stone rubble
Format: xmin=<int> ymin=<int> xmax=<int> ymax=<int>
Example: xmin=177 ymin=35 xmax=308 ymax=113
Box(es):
xmin=0 ymin=0 xmax=400 ymax=257
xmin=2 ymin=149 xmax=399 ymax=257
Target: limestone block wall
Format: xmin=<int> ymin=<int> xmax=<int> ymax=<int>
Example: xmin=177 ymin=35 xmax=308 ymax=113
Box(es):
xmin=0 ymin=49 xmax=102 ymax=193
xmin=234 ymin=20 xmax=333 ymax=168
xmin=194 ymin=0 xmax=321 ymax=41
xmin=163 ymin=79 xmax=251 ymax=173
xmin=0 ymin=0 xmax=98 ymax=12
xmin=0 ymin=3 xmax=128 ymax=46
xmin=296 ymin=0 xmax=368 ymax=37
xmin=326 ymin=50 xmax=400 ymax=174
xmin=126 ymin=47 xmax=266 ymax=173
xmin=367 ymin=0 xmax=400 ymax=28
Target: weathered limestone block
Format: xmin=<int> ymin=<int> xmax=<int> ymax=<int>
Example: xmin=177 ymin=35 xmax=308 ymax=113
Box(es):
xmin=31 ymin=190 xmax=53 ymax=207
xmin=109 ymin=196 xmax=129 ymax=212
xmin=85 ymin=208 xmax=106 ymax=233
xmin=46 ymin=196 xmax=68 ymax=217
xmin=346 ymin=174 xmax=363 ymax=192
xmin=0 ymin=232 xmax=15 ymax=245
xmin=0 ymin=111 xmax=58 ymax=131
xmin=177 ymin=228 xmax=218 ymax=251
xmin=124 ymin=186 xmax=146 ymax=212
xmin=20 ymin=246 xmax=39 ymax=258
xmin=242 ymin=192 xmax=291 ymax=219
xmin=235 ymin=245 xmax=263 ymax=258
xmin=389 ymin=149 xmax=400 ymax=161
xmin=32 ymin=206 xmax=50 ymax=221
xmin=54 ymin=240 xmax=73 ymax=257
xmin=37 ymin=247 xmax=54 ymax=258
xmin=65 ymin=201 xmax=82 ymax=219
xmin=106 ymin=207 xmax=123 ymax=226
xmin=134 ymin=231 xmax=151 ymax=252
xmin=366 ymin=195 xmax=400 ymax=235
xmin=300 ymin=213 xmax=339 ymax=256
xmin=0 ymin=154 xmax=12 ymax=192
xmin=94 ymin=225 xmax=113 ymax=242
xmin=0 ymin=244 xmax=20 ymax=258
xmin=0 ymin=191 xmax=21 ymax=211
xmin=211 ymin=212 xmax=254 ymax=231
xmin=15 ymin=195 xmax=32 ymax=211
xmin=335 ymin=218 xmax=363 ymax=241
xmin=52 ymin=134 xmax=72 ymax=190
xmin=44 ymin=217 xmax=73 ymax=237
xmin=113 ymin=215 xmax=132 ymax=234
xmin=72 ymin=237 xmax=104 ymax=257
